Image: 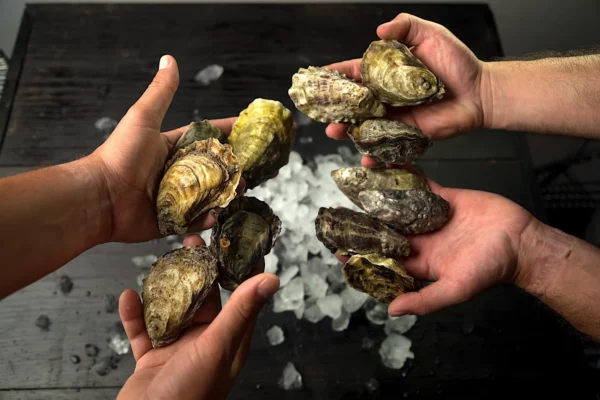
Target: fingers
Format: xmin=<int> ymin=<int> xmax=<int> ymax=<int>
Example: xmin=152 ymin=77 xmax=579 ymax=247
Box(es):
xmin=322 ymin=58 xmax=362 ymax=81
xmin=119 ymin=289 xmax=153 ymax=361
xmin=124 ymin=55 xmax=180 ymax=131
xmin=325 ymin=123 xmax=350 ymax=140
xmin=388 ymin=279 xmax=469 ymax=317
xmin=377 ymin=13 xmax=443 ymax=46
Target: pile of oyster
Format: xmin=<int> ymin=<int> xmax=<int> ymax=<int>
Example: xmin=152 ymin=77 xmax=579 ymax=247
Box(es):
xmin=289 ymin=40 xmax=451 ymax=303
xmin=143 ymin=98 xmax=295 ymax=347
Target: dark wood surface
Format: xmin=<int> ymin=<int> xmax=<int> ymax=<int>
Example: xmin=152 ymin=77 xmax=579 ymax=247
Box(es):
xmin=0 ymin=3 xmax=597 ymax=399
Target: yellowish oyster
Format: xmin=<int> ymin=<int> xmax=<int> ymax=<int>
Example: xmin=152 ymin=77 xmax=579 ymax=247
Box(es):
xmin=210 ymin=196 xmax=281 ymax=291
xmin=347 ymin=119 xmax=432 ymax=164
xmin=143 ymin=246 xmax=218 ymax=347
xmin=157 ymin=138 xmax=241 ymax=235
xmin=361 ymin=40 xmax=445 ymax=106
xmin=343 ymin=253 xmax=422 ymax=304
xmin=173 ymin=120 xmax=226 ymax=153
xmin=331 ymin=166 xmax=429 ymax=209
xmin=288 ymin=66 xmax=386 ymax=123
xmin=228 ymin=99 xmax=296 ymax=189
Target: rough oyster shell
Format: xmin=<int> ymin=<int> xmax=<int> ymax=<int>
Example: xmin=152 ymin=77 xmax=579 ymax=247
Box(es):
xmin=228 ymin=98 xmax=296 ymax=189
xmin=343 ymin=253 xmax=422 ymax=303
xmin=173 ymin=120 xmax=226 ymax=153
xmin=210 ymin=196 xmax=281 ymax=291
xmin=157 ymin=138 xmax=241 ymax=235
xmin=347 ymin=119 xmax=431 ymax=164
xmin=359 ymin=189 xmax=450 ymax=234
xmin=142 ymin=246 xmax=218 ymax=347
xmin=315 ymin=207 xmax=410 ymax=258
xmin=331 ymin=166 xmax=429 ymax=209
xmin=361 ymin=40 xmax=445 ymax=106
xmin=288 ymin=66 xmax=386 ymax=123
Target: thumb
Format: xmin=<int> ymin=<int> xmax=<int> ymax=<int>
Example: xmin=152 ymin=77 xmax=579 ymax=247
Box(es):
xmin=388 ymin=279 xmax=470 ymax=316
xmin=123 ymin=54 xmax=180 ymax=131
xmin=377 ymin=13 xmax=443 ymax=46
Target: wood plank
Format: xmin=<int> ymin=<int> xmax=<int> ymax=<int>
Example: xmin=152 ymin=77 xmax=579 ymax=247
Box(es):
xmin=0 ymin=388 xmax=119 ymax=400
xmin=0 ymin=3 xmax=506 ymax=166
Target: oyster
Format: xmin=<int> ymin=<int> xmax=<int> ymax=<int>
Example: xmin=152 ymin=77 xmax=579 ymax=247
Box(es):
xmin=347 ymin=119 xmax=431 ymax=164
xmin=315 ymin=207 xmax=410 ymax=258
xmin=143 ymin=246 xmax=218 ymax=347
xmin=157 ymin=138 xmax=241 ymax=235
xmin=331 ymin=166 xmax=429 ymax=209
xmin=228 ymin=98 xmax=296 ymax=189
xmin=173 ymin=120 xmax=226 ymax=153
xmin=360 ymin=40 xmax=445 ymax=106
xmin=210 ymin=196 xmax=281 ymax=291
xmin=288 ymin=66 xmax=386 ymax=123
xmin=343 ymin=253 xmax=422 ymax=303
xmin=359 ymin=189 xmax=450 ymax=234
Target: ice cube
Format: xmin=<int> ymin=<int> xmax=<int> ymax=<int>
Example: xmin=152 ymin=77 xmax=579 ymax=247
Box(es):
xmin=341 ymin=286 xmax=369 ymax=313
xmin=379 ymin=334 xmax=414 ymax=369
xmin=94 ymin=117 xmax=118 ymax=136
xmin=131 ymin=255 xmax=157 ymax=269
xmin=296 ymin=111 xmax=313 ymax=126
xmin=170 ymin=241 xmax=183 ymax=250
xmin=384 ymin=315 xmax=417 ymax=335
xmin=164 ymin=235 xmax=179 ymax=243
xmin=326 ymin=263 xmax=344 ymax=283
xmin=362 ymin=337 xmax=375 ymax=350
xmin=293 ymin=301 xmax=305 ymax=319
xmin=317 ymin=294 xmax=343 ymax=319
xmin=195 ymin=64 xmax=224 ymax=85
xmin=266 ymin=325 xmax=285 ymax=346
xmin=107 ymin=323 xmax=130 ymax=355
xmin=331 ymin=310 xmax=350 ymax=332
xmin=264 ymin=253 xmax=279 ymax=274
xmin=304 ymin=300 xmax=326 ymax=323
xmin=278 ymin=265 xmax=299 ymax=287
xmin=366 ymin=303 xmax=389 ymax=325
xmin=364 ymin=378 xmax=380 ymax=393
xmin=301 ymin=257 xmax=329 ymax=280
xmin=303 ymin=273 xmax=328 ymax=299
xmin=279 ymin=362 xmax=303 ymax=390
xmin=219 ymin=286 xmax=232 ymax=306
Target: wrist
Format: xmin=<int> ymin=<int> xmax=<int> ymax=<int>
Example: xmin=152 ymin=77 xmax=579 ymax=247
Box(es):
xmin=479 ymin=61 xmax=501 ymax=130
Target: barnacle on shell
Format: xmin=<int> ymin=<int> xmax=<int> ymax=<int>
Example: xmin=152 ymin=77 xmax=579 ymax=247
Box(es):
xmin=347 ymin=119 xmax=432 ymax=164
xmin=210 ymin=196 xmax=281 ymax=291
xmin=331 ymin=166 xmax=429 ymax=209
xmin=228 ymin=98 xmax=296 ymax=190
xmin=157 ymin=138 xmax=241 ymax=235
xmin=143 ymin=246 xmax=218 ymax=347
xmin=361 ymin=40 xmax=445 ymax=106
xmin=343 ymin=253 xmax=422 ymax=303
xmin=288 ymin=66 xmax=386 ymax=124
xmin=315 ymin=207 xmax=410 ymax=258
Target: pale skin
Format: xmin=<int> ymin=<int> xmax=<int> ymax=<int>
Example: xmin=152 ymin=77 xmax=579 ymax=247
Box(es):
xmin=0 ymin=12 xmax=599 ymax=400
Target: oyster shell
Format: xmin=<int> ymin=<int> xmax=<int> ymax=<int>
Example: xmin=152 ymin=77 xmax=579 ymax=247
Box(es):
xmin=173 ymin=120 xmax=226 ymax=153
xmin=210 ymin=196 xmax=281 ymax=291
xmin=315 ymin=207 xmax=410 ymax=258
xmin=347 ymin=119 xmax=431 ymax=164
xmin=228 ymin=98 xmax=296 ymax=189
xmin=331 ymin=166 xmax=429 ymax=209
xmin=359 ymin=189 xmax=450 ymax=234
xmin=288 ymin=66 xmax=386 ymax=123
xmin=143 ymin=246 xmax=218 ymax=347
xmin=360 ymin=40 xmax=445 ymax=106
xmin=343 ymin=253 xmax=422 ymax=303
xmin=157 ymin=138 xmax=241 ymax=235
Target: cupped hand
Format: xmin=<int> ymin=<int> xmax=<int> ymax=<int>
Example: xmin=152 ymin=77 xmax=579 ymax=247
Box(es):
xmin=117 ymin=234 xmax=279 ymax=400
xmin=383 ymin=173 xmax=534 ymax=316
xmin=90 ymin=55 xmax=238 ymax=243
xmin=324 ymin=13 xmax=489 ymax=167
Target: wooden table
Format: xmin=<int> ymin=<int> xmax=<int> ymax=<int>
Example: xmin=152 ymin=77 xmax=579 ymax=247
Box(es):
xmin=1 ymin=4 xmax=598 ymax=399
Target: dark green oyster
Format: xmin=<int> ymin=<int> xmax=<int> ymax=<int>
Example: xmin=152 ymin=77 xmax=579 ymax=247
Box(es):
xmin=210 ymin=196 xmax=281 ymax=290
xmin=143 ymin=246 xmax=218 ymax=347
xmin=359 ymin=189 xmax=450 ymax=235
xmin=173 ymin=120 xmax=226 ymax=153
xmin=347 ymin=119 xmax=431 ymax=164
xmin=343 ymin=253 xmax=423 ymax=303
xmin=315 ymin=207 xmax=410 ymax=258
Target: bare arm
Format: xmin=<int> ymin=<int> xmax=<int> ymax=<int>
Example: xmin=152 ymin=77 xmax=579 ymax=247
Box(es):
xmin=0 ymin=157 xmax=110 ymax=297
xmin=516 ymin=219 xmax=600 ymax=339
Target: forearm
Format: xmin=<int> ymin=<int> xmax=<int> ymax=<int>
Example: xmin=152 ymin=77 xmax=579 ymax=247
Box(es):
xmin=482 ymin=54 xmax=600 ymax=138
xmin=0 ymin=155 xmax=111 ymax=298
xmin=516 ymin=218 xmax=600 ymax=340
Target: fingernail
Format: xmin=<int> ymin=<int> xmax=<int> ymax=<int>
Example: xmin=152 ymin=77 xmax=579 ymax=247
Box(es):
xmin=257 ymin=274 xmax=280 ymax=300
xmin=159 ymin=55 xmax=170 ymax=70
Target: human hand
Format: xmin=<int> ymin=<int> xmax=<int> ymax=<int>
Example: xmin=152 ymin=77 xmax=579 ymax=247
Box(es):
xmin=325 ymin=13 xmax=489 ymax=166
xmin=88 ymin=55 xmax=238 ymax=243
xmin=117 ymin=234 xmax=279 ymax=400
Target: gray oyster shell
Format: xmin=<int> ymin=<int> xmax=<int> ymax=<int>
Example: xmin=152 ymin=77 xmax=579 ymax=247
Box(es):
xmin=173 ymin=120 xmax=226 ymax=153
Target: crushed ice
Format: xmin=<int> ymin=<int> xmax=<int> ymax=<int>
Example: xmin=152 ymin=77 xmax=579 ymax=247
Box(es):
xmin=195 ymin=64 xmax=224 ymax=86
